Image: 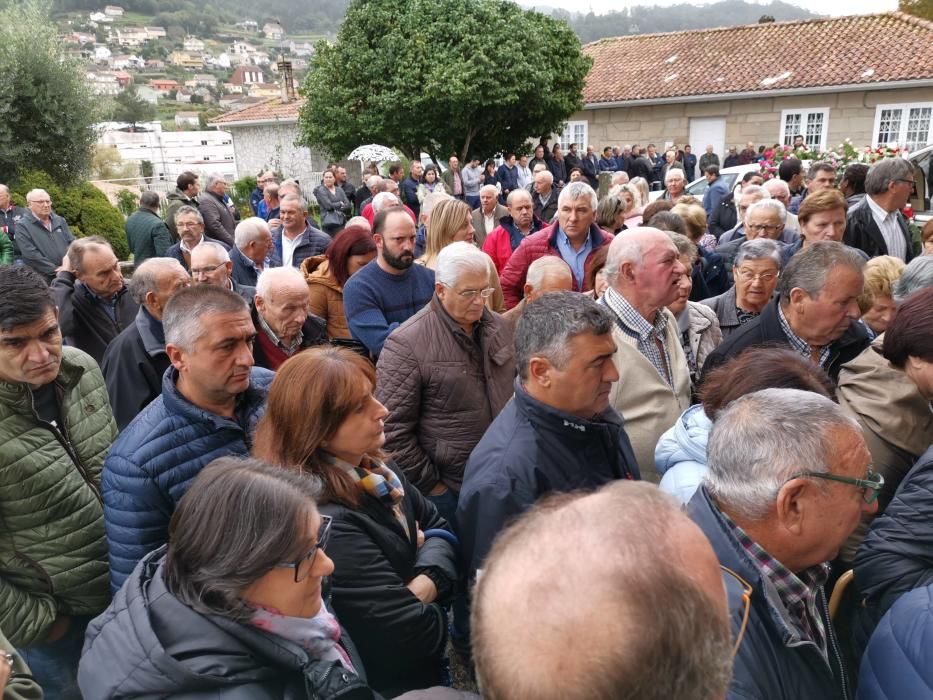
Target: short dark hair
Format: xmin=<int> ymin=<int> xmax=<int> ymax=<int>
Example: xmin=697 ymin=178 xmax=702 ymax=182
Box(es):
xmin=807 ymin=161 xmax=837 ymax=180
xmin=0 ymin=265 xmax=56 ymax=331
xmin=139 ymin=191 xmax=161 ymax=209
xmin=778 ymin=158 xmax=803 ymax=182
xmin=326 ymin=225 xmax=376 ymax=287
xmin=569 ymin=167 xmax=583 ymax=176
xmin=704 ymin=164 xmax=720 ymax=177
xmin=883 ymin=287 xmax=933 ymax=368
xmin=700 ymin=346 xmax=834 ymax=419
xmin=842 ymin=163 xmax=869 ymax=195
xmin=387 ymin=162 xmax=403 ymax=177
xmin=741 ymin=171 xmax=760 ymax=184
xmin=176 ymin=171 xmax=198 ymax=191
xmin=372 ymin=205 xmax=407 ymax=237
xmin=642 ymin=199 xmax=675 ymax=224
xmin=164 ymin=457 xmax=321 ymax=621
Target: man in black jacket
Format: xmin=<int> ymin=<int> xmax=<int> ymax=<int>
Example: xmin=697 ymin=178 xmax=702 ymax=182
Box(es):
xmin=251 ymin=266 xmax=326 ymax=371
xmin=101 ymin=258 xmax=190 ymax=430
xmin=843 ymin=157 xmax=915 ymax=262
xmin=197 ymin=173 xmax=236 ymax=247
xmin=457 ymin=291 xmax=639 ymax=579
xmin=50 ymin=236 xmax=138 ymax=364
xmin=703 ymin=241 xmax=869 ymax=384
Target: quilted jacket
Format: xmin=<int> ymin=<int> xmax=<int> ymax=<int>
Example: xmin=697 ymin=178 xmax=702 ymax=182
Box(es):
xmin=375 ymin=296 xmax=515 ymax=494
xmin=301 ymin=255 xmax=351 ymax=340
xmin=102 ymin=366 xmax=274 ymax=592
xmin=0 ymin=347 xmax=116 ymax=646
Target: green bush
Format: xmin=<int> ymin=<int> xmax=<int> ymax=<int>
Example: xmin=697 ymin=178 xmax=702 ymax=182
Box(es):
xmin=115 ymin=189 xmax=138 ymax=217
xmin=11 ymin=170 xmax=130 ymax=260
xmin=231 ymin=175 xmax=256 ymax=216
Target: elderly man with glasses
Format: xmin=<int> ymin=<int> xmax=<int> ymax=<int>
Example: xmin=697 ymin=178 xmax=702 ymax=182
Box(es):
xmin=843 ymin=157 xmax=916 ymax=262
xmin=689 ymin=387 xmax=879 ymax=700
xmin=376 ymin=242 xmax=516 ymax=520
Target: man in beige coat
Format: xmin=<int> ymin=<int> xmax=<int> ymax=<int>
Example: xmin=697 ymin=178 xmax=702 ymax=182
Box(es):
xmin=600 ymin=228 xmax=692 ymax=482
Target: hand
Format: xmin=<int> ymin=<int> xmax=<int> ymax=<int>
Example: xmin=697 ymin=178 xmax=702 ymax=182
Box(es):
xmin=0 ymin=654 xmax=10 ymax=693
xmin=59 ymin=253 xmax=73 ymax=273
xmin=45 ymin=615 xmax=71 ymax=643
xmin=416 ymin=527 xmax=425 ymax=549
xmin=268 ymin=218 xmax=282 ymax=229
xmin=406 ymin=574 xmax=437 ymax=604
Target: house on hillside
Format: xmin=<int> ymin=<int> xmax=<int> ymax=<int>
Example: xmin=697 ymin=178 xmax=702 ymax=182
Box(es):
xmin=209 ymin=95 xmax=328 ymax=185
xmin=236 ymin=20 xmax=259 ymax=32
xmin=184 ymin=36 xmax=206 ymax=52
xmin=86 ymin=71 xmax=121 ymax=96
xmin=113 ymin=70 xmax=133 ymax=88
xmin=175 ymin=111 xmax=201 ymax=128
xmin=566 ymin=12 xmax=933 ymax=158
xmin=169 ymin=51 xmax=204 ymax=69
xmin=93 ymin=45 xmax=112 ymax=62
xmin=113 ymin=27 xmax=149 ymax=46
xmin=230 ymin=66 xmax=263 ymax=86
xmin=247 ymin=83 xmax=280 ymax=98
xmin=263 ymin=21 xmax=285 ymax=41
xmin=145 ymin=27 xmax=167 ymax=39
xmin=104 ymin=5 xmax=124 ymax=17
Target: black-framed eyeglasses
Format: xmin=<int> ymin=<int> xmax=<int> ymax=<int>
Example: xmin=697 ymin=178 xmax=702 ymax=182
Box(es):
xmin=275 ymin=515 xmax=333 ymax=582
xmin=190 ymin=261 xmax=227 ymax=276
xmin=720 ymin=565 xmax=752 ymax=658
xmin=785 ymin=468 xmax=884 ymax=504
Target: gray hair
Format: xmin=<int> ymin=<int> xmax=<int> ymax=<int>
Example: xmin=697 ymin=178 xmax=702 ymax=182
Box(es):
xmin=205 ymin=173 xmax=226 ymax=190
xmin=526 ymin=256 xmax=572 ymax=290
xmin=139 ymin=190 xmax=161 ymax=210
xmin=763 ymin=179 xmax=790 ymax=198
xmin=534 ymin=170 xmax=554 ymax=185
xmin=865 ymin=158 xmax=915 ymax=196
xmin=664 ymin=167 xmax=686 ymax=183
xmin=280 ymin=178 xmax=302 ymax=196
xmin=255 ymin=265 xmax=306 ymax=300
xmin=366 ymin=174 xmax=383 ymax=190
xmin=807 ymin=161 xmax=837 ymax=180
xmin=778 ymin=240 xmax=865 ymax=303
xmin=515 ymin=291 xmax=612 ymax=380
xmin=893 ymin=255 xmax=933 ymax=302
xmin=164 ymin=285 xmax=248 ymax=351
xmin=704 ymin=388 xmax=861 ymax=519
xmin=480 ymin=184 xmax=499 ymax=197
xmin=435 ymin=241 xmax=490 ymax=287
xmin=745 ymin=199 xmax=787 ymax=224
xmin=234 ymin=217 xmax=270 ymax=249
xmin=190 ymin=240 xmax=229 ymax=263
xmin=557 ymin=181 xmax=597 ymax=211
xmin=128 ymin=257 xmax=187 ymax=305
xmin=372 ymin=191 xmax=400 ymax=213
xmin=25 ymin=188 xmax=49 ymax=203
xmin=667 ymin=232 xmax=697 ymax=263
xmin=734 ymin=239 xmax=783 ymax=269
xmin=66 ymin=236 xmax=113 ymax=274
xmin=421 ymin=191 xmax=452 ymax=220
xmin=174 ymin=205 xmax=203 ymax=224
xmin=279 ymin=193 xmax=307 ymax=214
xmin=738 ymin=184 xmax=770 ymax=202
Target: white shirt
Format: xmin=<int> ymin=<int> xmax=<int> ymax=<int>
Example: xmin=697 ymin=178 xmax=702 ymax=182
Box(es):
xmin=866 ymin=196 xmax=907 ymax=260
xmin=484 ymin=212 xmax=495 ymax=235
xmin=516 ymin=165 xmax=533 ymax=189
xmin=281 ymin=230 xmax=303 ymax=268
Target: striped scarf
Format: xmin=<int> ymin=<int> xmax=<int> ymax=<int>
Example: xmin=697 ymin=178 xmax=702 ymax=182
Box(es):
xmin=319 ymin=452 xmax=408 ymax=534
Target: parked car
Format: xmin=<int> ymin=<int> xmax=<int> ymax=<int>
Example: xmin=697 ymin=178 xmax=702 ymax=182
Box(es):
xmin=907 ymin=143 xmax=932 ymax=227
xmin=648 ymin=164 xmax=760 ymax=202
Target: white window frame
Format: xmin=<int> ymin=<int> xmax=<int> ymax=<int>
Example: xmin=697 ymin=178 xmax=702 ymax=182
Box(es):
xmin=556 ymin=120 xmax=588 ymax=152
xmin=779 ymin=108 xmax=830 ymax=152
xmin=872 ymin=102 xmax=933 ymax=150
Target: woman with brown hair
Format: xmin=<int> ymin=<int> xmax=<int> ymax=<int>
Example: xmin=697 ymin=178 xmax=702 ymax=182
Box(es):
xmin=301 ymin=225 xmax=376 ymax=340
xmin=252 ymin=347 xmax=458 ymax=697
xmin=655 ymin=346 xmax=834 ymax=504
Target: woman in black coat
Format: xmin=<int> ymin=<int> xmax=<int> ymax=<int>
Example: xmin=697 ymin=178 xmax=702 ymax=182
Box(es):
xmin=79 ymin=458 xmax=378 ymax=700
xmin=254 ymin=347 xmax=459 ymax=698
xmin=314 ymin=170 xmax=353 ymax=236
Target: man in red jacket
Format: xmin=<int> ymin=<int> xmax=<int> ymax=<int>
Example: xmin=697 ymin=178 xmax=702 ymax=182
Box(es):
xmin=499 ymin=181 xmax=612 ymax=308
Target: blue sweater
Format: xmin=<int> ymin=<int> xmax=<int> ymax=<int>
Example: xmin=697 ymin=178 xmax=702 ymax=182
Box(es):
xmin=342 ymin=260 xmax=436 ymax=358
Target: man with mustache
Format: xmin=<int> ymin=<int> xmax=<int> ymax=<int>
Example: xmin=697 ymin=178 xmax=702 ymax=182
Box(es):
xmin=102 ymin=285 xmax=274 ymax=591
xmin=343 ymin=206 xmax=436 ymax=359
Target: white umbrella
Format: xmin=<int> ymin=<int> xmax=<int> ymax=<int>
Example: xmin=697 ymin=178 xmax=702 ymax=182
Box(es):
xmin=346 ymin=144 xmax=402 ymax=164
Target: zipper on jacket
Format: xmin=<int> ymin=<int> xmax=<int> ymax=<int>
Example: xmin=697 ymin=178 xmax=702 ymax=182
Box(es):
xmin=821 ymin=589 xmax=850 ymax=700
xmin=28 ymin=390 xmax=104 ymax=504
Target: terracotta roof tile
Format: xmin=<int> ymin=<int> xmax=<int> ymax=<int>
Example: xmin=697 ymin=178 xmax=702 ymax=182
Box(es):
xmin=209 ymin=97 xmax=304 ymax=125
xmin=583 ymin=12 xmax=933 ymax=104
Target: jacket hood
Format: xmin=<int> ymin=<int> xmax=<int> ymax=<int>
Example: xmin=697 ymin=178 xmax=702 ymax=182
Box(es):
xmin=837 ymin=335 xmax=933 ymax=456
xmin=301 ymin=255 xmax=341 ymax=291
xmin=79 ymin=550 xmax=314 ymax=697
xmin=166 ymin=188 xmax=196 ymax=204
xmin=655 ymin=404 xmax=711 ymax=474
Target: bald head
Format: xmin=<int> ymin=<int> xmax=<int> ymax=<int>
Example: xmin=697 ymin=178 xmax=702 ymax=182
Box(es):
xmin=128 ymin=257 xmax=190 ymax=319
xmin=255 ymin=266 xmax=310 ymax=344
xmin=473 ymin=481 xmax=731 ymax=700
xmin=525 ymin=257 xmax=573 ymax=301
xmin=604 ymin=227 xmax=686 ymax=317
xmin=190 ymin=241 xmax=232 ymax=288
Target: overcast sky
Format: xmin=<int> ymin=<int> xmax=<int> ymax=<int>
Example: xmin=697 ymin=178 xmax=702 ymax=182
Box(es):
xmin=519 ymin=0 xmax=897 ymax=16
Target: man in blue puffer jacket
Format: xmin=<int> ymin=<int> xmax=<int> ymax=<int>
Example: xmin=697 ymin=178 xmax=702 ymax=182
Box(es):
xmin=103 ymin=285 xmax=273 ymax=592
xmin=858 ymin=580 xmax=933 ymax=699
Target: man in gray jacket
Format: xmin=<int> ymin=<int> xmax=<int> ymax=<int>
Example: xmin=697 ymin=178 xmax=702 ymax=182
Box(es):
xmin=197 ymin=173 xmax=236 ymax=247
xmin=14 ymin=188 xmax=75 ymax=281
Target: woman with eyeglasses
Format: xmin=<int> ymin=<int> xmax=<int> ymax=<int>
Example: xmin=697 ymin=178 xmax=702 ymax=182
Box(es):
xmin=78 ymin=457 xmax=378 ymax=699
xmin=253 ymin=347 xmax=459 ymax=697
xmin=655 ymin=346 xmax=835 ymax=505
xmin=700 ymin=239 xmax=782 ymax=339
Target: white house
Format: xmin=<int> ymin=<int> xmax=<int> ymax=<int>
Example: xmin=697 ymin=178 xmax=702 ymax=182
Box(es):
xmin=263 ymin=22 xmax=284 ymax=40
xmin=104 ymin=5 xmax=124 ymax=16
xmin=145 ymin=27 xmax=167 ymax=39
xmin=93 ymin=45 xmax=112 ymax=61
xmin=183 ymin=36 xmax=205 ymax=52
xmin=89 ymin=11 xmax=113 ymax=23
xmin=235 ymin=19 xmax=258 ymax=32
xmin=175 ymin=111 xmax=201 ymax=128
xmin=86 ymin=71 xmax=121 ymax=96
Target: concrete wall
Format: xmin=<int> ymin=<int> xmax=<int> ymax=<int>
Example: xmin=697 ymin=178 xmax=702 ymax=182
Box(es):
xmin=228 ymin=122 xmax=329 ymax=186
xmin=581 ymin=86 xmax=933 ymax=150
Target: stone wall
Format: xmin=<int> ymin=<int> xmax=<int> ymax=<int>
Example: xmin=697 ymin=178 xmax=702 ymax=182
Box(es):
xmin=228 ymin=122 xmax=329 ymax=186
xmin=582 ymin=86 xmax=933 ymax=150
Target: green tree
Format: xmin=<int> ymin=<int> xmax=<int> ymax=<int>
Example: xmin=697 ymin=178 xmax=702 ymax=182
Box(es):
xmin=900 ymin=0 xmax=933 ymax=20
xmin=110 ymin=85 xmax=157 ymax=128
xmin=0 ymin=0 xmax=98 ymax=184
xmin=297 ymin=0 xmax=591 ymax=160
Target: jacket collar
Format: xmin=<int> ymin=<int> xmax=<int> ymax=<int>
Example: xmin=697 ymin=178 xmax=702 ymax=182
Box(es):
xmin=0 ymin=347 xmax=86 ymax=409
xmin=545 ymin=221 xmax=609 ymax=251
xmin=136 ymin=306 xmax=166 ymax=357
xmin=160 ymin=366 xmax=265 ymax=431
xmin=512 ymin=377 xmax=623 ymax=440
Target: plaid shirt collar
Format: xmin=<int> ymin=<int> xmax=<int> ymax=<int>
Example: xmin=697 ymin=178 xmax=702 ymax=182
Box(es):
xmin=256 ymin=310 xmax=303 ymax=355
xmin=720 ymin=508 xmax=829 ymax=654
xmin=777 ymin=303 xmax=833 ymax=368
xmin=602 ymin=287 xmax=674 ymax=387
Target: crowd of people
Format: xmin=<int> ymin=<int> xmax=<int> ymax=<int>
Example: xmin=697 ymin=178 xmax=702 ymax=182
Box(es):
xmin=0 ymin=133 xmax=931 ymax=700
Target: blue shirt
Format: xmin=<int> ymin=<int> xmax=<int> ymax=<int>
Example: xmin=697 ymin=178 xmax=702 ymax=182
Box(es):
xmin=555 ymin=227 xmax=593 ymax=291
